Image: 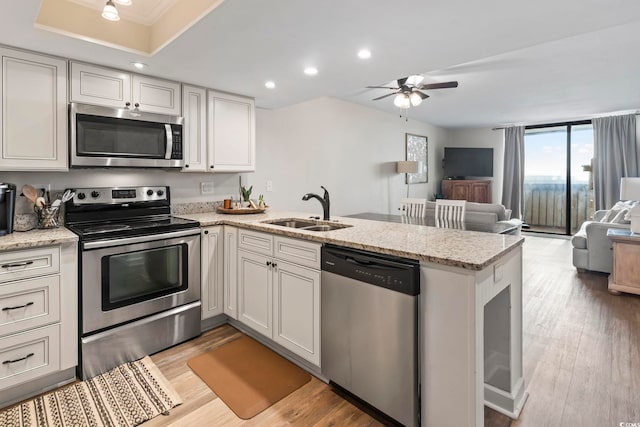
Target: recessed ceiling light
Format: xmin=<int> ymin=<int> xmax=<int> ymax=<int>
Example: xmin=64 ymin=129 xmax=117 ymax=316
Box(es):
xmin=114 ymin=0 xmax=132 ymax=5
xmin=131 ymin=62 xmax=146 ymax=69
xmin=265 ymin=81 xmax=276 ymax=89
xmin=357 ymin=49 xmax=371 ymax=59
xmin=304 ymin=67 xmax=318 ymax=76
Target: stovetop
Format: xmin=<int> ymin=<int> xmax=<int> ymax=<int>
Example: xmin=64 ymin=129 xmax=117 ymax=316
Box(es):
xmin=66 ymin=215 xmax=199 ymax=241
xmin=64 ymin=186 xmax=200 ymax=241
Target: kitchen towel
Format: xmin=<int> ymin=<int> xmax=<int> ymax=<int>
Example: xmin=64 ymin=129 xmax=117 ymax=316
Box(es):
xmin=187 ymin=335 xmax=311 ymax=419
xmin=0 ymin=356 xmax=181 ymax=427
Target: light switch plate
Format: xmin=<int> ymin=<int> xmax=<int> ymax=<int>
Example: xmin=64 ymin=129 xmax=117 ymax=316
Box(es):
xmin=266 ymin=180 xmax=273 ymax=192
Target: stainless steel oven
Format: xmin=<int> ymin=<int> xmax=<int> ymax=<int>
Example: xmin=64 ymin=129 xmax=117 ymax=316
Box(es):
xmin=65 ymin=186 xmax=201 ymax=379
xmin=70 ymin=103 xmax=184 ymax=168
xmin=81 ymin=229 xmax=200 ymax=335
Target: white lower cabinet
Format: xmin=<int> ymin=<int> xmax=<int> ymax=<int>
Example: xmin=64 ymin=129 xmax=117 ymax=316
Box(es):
xmin=222 ymin=226 xmax=238 ymax=319
xmin=0 ymin=242 xmax=77 ymax=403
xmin=236 ymin=229 xmax=321 ymax=366
xmin=238 ymin=249 xmax=273 ymax=337
xmin=201 ymin=226 xmax=223 ymax=319
xmin=273 ymin=260 xmax=320 ymax=366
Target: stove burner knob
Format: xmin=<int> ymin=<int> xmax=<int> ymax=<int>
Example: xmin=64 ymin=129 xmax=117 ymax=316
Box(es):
xmin=157 ymin=190 xmax=164 ymax=196
xmin=147 ymin=189 xmax=154 ymax=196
xmin=91 ymin=191 xmax=100 ymax=198
xmin=77 ymin=193 xmax=86 ymax=200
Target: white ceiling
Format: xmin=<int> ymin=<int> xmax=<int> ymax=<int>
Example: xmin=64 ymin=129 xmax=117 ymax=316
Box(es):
xmin=3 ymin=0 xmax=640 ymax=128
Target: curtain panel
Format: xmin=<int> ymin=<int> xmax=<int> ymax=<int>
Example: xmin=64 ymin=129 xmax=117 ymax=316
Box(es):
xmin=593 ymin=114 xmax=638 ymax=210
xmin=501 ymin=126 xmax=525 ymax=219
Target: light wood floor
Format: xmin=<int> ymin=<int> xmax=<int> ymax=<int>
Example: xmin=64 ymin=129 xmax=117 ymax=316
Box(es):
xmin=147 ymin=235 xmax=640 ymax=426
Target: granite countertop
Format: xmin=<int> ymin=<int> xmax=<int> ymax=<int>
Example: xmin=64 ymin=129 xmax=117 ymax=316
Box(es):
xmin=178 ymin=210 xmax=524 ymax=270
xmin=0 ymin=227 xmax=78 ymax=251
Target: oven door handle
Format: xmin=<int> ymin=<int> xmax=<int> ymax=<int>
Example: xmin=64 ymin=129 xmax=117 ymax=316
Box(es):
xmin=83 ymin=229 xmax=199 ymax=250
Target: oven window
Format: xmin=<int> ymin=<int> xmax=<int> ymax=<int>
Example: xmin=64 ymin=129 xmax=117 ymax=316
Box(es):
xmin=101 ymin=244 xmax=187 ymax=310
xmin=77 ymin=114 xmax=166 ymax=158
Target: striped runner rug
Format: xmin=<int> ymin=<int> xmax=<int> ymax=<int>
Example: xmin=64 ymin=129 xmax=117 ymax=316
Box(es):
xmin=0 ymin=356 xmax=181 ymax=427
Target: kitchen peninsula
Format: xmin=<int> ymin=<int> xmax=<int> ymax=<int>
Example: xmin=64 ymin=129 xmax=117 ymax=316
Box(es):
xmin=1 ymin=211 xmax=526 ymax=426
xmin=177 ymin=209 xmax=528 ymax=427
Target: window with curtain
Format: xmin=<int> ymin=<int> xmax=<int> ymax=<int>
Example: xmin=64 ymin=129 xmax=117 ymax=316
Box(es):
xmin=524 ymin=121 xmax=594 ymax=235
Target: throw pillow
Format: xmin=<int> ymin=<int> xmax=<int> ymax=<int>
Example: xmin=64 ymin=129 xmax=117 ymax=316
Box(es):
xmin=611 ymin=208 xmax=631 ymax=224
xmin=601 ymin=208 xmax=621 ymax=222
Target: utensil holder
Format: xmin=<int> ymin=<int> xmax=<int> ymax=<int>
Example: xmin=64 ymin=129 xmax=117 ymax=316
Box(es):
xmin=34 ymin=206 xmax=60 ymax=229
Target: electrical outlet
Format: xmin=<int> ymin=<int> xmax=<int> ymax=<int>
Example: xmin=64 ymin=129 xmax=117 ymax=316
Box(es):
xmin=266 ymin=180 xmax=273 ymax=192
xmin=201 ymin=181 xmax=215 ymax=194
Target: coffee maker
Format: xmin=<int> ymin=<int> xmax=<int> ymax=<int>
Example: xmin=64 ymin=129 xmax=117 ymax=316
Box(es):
xmin=0 ymin=183 xmax=16 ymax=236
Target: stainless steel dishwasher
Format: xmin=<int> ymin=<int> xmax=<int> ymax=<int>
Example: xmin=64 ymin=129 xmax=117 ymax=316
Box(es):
xmin=321 ymin=244 xmax=420 ymax=427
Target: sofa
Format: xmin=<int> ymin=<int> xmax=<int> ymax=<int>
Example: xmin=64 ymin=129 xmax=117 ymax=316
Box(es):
xmin=571 ymin=203 xmax=635 ymax=274
xmin=424 ymin=201 xmax=523 ymax=234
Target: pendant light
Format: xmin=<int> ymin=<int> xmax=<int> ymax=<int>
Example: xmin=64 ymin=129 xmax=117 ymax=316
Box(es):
xmin=102 ymin=0 xmax=120 ymax=21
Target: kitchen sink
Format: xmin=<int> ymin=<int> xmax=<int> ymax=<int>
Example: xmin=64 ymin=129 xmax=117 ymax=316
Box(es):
xmin=262 ymin=218 xmax=352 ymax=232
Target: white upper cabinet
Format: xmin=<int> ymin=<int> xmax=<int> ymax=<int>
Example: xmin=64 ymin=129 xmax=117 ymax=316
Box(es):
xmin=70 ymin=62 xmax=131 ymax=109
xmin=132 ymin=75 xmax=181 ymax=115
xmin=181 ymin=85 xmax=208 ymax=172
xmin=70 ymin=62 xmax=181 ymax=115
xmin=208 ymin=90 xmax=255 ymax=172
xmin=0 ymin=48 xmax=68 ymax=171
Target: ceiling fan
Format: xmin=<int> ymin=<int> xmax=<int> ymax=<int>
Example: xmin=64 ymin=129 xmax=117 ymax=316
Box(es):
xmin=367 ymin=75 xmax=458 ymax=108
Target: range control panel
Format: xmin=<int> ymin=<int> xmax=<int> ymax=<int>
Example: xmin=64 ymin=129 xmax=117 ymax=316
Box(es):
xmin=71 ymin=186 xmax=169 ymax=205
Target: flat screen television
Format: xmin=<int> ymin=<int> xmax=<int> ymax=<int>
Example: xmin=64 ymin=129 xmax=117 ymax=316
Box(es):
xmin=443 ymin=147 xmax=493 ymax=178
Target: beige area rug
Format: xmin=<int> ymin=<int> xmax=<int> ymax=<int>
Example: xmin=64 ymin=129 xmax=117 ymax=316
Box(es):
xmin=0 ymin=356 xmax=181 ymax=427
xmin=187 ymin=336 xmax=311 ymax=419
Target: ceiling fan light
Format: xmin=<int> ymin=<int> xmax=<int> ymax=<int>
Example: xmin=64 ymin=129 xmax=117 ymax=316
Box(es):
xmin=102 ymin=0 xmax=120 ymax=21
xmin=393 ymin=93 xmax=410 ymax=109
xmin=409 ymin=92 xmax=423 ymax=106
xmin=114 ymin=0 xmax=132 ymax=5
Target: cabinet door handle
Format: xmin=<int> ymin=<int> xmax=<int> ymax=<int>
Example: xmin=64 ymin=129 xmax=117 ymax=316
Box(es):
xmin=272 ymin=262 xmax=278 ymax=271
xmin=2 ymin=302 xmax=34 ymax=311
xmin=1 ymin=261 xmax=34 ymax=269
xmin=204 ymin=230 xmax=209 ymax=235
xmin=266 ymin=261 xmax=272 ymax=267
xmin=3 ymin=353 xmax=34 ymax=365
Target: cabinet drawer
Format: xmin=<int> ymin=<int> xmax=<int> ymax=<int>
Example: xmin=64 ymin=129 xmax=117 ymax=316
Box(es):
xmin=238 ymin=230 xmax=274 ymax=256
xmin=0 ymin=247 xmax=60 ymax=283
xmin=0 ymin=276 xmax=60 ymax=338
xmin=274 ymin=236 xmax=321 ymax=270
xmin=0 ymin=324 xmax=60 ymax=390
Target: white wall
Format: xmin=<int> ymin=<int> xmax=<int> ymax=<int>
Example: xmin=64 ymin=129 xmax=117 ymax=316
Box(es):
xmin=249 ymin=97 xmax=449 ymax=216
xmin=439 ymin=128 xmax=505 ymax=203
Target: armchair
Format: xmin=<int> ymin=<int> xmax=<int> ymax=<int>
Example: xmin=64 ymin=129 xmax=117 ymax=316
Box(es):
xmin=571 ymin=210 xmax=630 ymax=273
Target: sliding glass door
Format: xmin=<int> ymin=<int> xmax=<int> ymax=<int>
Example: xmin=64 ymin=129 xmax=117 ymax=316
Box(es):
xmin=524 ymin=122 xmax=594 ymax=235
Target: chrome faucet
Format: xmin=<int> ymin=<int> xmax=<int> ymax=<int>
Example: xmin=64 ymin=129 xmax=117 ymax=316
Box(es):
xmin=302 ymin=186 xmax=330 ymax=220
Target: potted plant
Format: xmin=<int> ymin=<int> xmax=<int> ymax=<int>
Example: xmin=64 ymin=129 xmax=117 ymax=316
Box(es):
xmin=241 ymin=185 xmax=253 ymax=207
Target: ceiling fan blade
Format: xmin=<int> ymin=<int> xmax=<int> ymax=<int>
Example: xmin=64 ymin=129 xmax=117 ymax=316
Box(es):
xmin=372 ymin=92 xmax=398 ymax=101
xmin=366 ymin=86 xmax=400 ymax=89
xmin=418 ymin=81 xmax=459 ymax=90
xmin=415 ymin=91 xmax=430 ymax=99
xmin=396 ymin=77 xmax=408 ymax=86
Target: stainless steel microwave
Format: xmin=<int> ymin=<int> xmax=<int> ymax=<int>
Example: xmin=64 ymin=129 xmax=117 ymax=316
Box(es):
xmin=70 ymin=103 xmax=184 ymax=168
